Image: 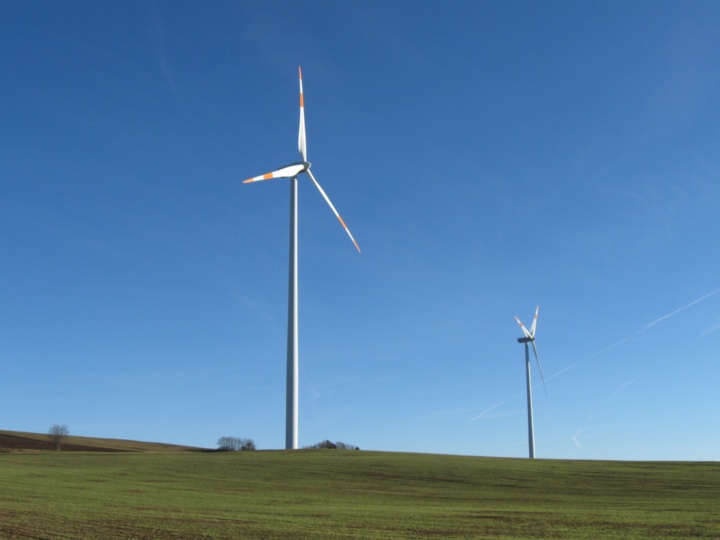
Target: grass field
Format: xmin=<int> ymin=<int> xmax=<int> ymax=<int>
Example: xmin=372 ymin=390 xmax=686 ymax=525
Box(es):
xmin=1 ymin=447 xmax=718 ymax=539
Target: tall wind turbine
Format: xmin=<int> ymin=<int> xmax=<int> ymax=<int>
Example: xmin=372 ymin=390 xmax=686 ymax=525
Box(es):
xmin=243 ymin=67 xmax=360 ymax=450
xmin=514 ymin=306 xmax=546 ymax=459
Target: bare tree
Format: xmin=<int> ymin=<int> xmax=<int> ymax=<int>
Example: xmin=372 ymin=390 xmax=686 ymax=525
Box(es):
xmin=217 ymin=436 xmax=256 ymax=452
xmin=217 ymin=436 xmax=238 ymax=451
xmin=47 ymin=424 xmax=69 ymax=451
xmin=240 ymin=439 xmax=256 ymax=451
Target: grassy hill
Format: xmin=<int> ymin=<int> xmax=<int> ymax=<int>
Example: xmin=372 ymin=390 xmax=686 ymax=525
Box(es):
xmin=0 ymin=429 xmax=206 ymax=452
xmin=0 ymin=447 xmax=718 ymax=539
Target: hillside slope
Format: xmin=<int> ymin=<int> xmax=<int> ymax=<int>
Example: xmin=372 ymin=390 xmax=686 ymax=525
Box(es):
xmin=0 ymin=430 xmax=206 ymax=452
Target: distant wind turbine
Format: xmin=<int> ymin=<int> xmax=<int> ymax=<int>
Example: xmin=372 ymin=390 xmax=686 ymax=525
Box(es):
xmin=244 ymin=67 xmax=360 ymax=450
xmin=514 ymin=306 xmax=547 ymax=459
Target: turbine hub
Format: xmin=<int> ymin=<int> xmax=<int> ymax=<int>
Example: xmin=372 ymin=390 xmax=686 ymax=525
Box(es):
xmin=517 ymin=337 xmax=534 ymax=344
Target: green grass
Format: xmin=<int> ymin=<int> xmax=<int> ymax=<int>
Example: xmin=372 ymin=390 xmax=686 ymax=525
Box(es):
xmin=0 ymin=450 xmax=718 ymax=539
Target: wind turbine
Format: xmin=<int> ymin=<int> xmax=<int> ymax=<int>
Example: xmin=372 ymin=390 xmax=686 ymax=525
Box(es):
xmin=514 ymin=306 xmax=546 ymax=459
xmin=243 ymin=67 xmax=360 ymax=450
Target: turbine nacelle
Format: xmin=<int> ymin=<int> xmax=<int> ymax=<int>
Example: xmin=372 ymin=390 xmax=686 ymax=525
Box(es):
xmin=279 ymin=161 xmax=311 ymax=175
xmin=288 ymin=160 xmax=311 ymax=172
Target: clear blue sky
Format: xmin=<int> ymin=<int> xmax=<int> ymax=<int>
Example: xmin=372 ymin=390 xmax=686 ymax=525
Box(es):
xmin=2 ymin=0 xmax=719 ymax=460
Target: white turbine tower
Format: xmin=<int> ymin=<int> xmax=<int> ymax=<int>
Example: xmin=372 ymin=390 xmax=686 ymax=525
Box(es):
xmin=244 ymin=67 xmax=360 ymax=450
xmin=514 ymin=306 xmax=547 ymax=459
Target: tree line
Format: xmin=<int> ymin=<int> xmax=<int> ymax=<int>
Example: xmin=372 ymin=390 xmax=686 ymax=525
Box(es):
xmin=216 ymin=438 xmax=360 ymax=451
xmin=304 ymin=440 xmax=360 ymax=450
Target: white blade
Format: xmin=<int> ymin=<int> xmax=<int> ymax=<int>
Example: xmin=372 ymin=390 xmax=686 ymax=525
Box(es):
xmin=530 ymin=305 xmax=539 ymax=338
xmin=514 ymin=316 xmax=533 ymax=339
xmin=531 ymin=341 xmax=547 ymax=394
xmin=243 ymin=163 xmax=306 ymax=184
xmin=298 ymin=66 xmax=307 ymax=162
xmin=306 ymin=168 xmax=360 ymax=253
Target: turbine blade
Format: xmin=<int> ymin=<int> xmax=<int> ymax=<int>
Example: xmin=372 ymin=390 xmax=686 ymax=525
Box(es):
xmin=515 ymin=316 xmax=533 ymax=339
xmin=243 ymin=163 xmax=306 ymax=183
xmin=530 ymin=305 xmax=539 ymax=337
xmin=298 ymin=66 xmax=307 ymax=162
xmin=306 ymin=168 xmax=361 ymax=253
xmin=531 ymin=341 xmax=547 ymax=394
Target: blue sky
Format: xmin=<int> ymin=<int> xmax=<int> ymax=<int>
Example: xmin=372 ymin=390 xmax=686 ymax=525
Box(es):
xmin=2 ymin=0 xmax=719 ymax=460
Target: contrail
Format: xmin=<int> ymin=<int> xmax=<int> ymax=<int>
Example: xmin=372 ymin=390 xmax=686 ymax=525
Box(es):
xmin=610 ymin=378 xmax=637 ymax=400
xmin=546 ymin=337 xmax=631 ymax=382
xmin=571 ymin=430 xmax=583 ymax=449
xmin=470 ymin=401 xmax=506 ymax=423
xmin=635 ymin=287 xmax=720 ymax=334
xmin=547 ymin=286 xmax=720 ymax=382
xmin=696 ymin=318 xmax=720 ymax=340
